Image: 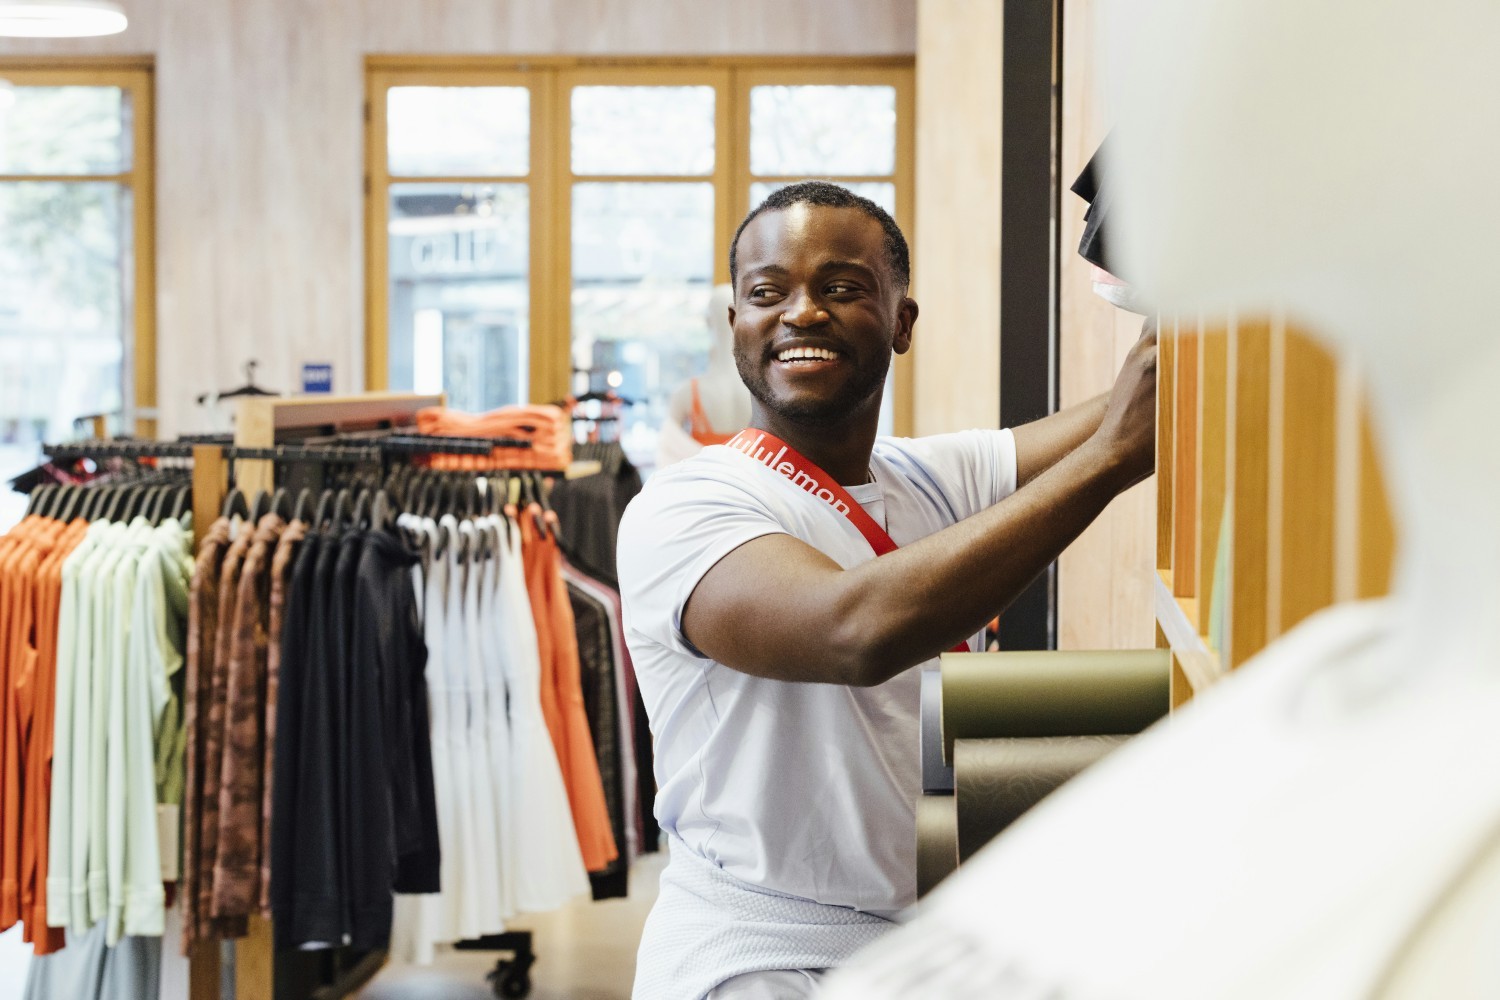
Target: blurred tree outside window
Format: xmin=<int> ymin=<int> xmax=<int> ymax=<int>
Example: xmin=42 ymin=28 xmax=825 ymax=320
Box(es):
xmin=0 ymin=70 xmax=152 ymax=531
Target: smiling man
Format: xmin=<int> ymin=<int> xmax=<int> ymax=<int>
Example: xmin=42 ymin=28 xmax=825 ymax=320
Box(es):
xmin=617 ymin=182 xmax=1156 ymax=1000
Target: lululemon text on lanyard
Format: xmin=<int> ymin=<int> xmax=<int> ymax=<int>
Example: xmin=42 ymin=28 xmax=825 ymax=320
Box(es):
xmin=725 ymin=428 xmax=970 ymax=655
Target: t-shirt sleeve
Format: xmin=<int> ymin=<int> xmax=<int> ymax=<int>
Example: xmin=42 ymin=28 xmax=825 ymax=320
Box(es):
xmin=884 ymin=428 xmax=1019 ymax=521
xmin=616 ymin=469 xmax=785 ymax=657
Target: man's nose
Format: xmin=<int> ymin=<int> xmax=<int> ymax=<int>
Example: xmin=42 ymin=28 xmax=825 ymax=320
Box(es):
xmin=780 ymin=290 xmax=829 ymax=329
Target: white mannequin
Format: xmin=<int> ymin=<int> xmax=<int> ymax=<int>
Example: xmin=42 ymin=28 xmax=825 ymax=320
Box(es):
xmin=822 ymin=2 xmax=1500 ymax=997
xmin=659 ymin=284 xmax=753 ymax=467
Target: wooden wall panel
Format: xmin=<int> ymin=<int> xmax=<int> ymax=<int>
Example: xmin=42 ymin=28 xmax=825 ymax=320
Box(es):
xmin=1055 ymin=0 xmax=1156 ymax=650
xmin=1171 ymin=323 xmax=1199 ymax=604
xmin=1274 ymin=328 xmax=1339 ymax=636
xmin=1159 ymin=314 xmax=1394 ymax=703
xmin=911 ymin=0 xmax=1001 ymax=436
xmin=1227 ymin=319 xmax=1272 ymax=668
xmin=1357 ymin=408 xmax=1397 ymax=598
xmin=0 ymin=0 xmax=916 ymax=437
xmin=1195 ymin=319 xmax=1228 ymax=625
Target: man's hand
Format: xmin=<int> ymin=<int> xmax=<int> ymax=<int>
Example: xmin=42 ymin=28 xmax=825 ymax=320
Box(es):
xmin=1093 ymin=317 xmax=1158 ymax=490
xmin=1011 ymin=316 xmax=1158 ymax=488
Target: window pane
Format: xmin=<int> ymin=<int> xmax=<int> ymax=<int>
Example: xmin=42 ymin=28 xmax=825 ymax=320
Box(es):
xmin=571 ymin=86 xmax=715 ymax=176
xmin=0 ymin=181 xmax=126 ymax=526
xmin=387 ymin=87 xmax=529 ymax=177
xmin=571 ymin=182 xmax=714 ymax=467
xmin=0 ymin=86 xmax=125 ymax=174
xmin=386 ymin=182 xmax=530 ymax=411
xmin=749 ymin=181 xmax=895 ymax=218
xmin=750 ymin=85 xmax=896 ymax=176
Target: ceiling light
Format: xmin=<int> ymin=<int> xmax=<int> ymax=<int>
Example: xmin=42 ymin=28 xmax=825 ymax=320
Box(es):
xmin=0 ymin=1 xmax=127 ymax=37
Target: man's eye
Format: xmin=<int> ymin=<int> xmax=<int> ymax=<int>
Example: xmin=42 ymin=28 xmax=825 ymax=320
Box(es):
xmin=750 ymin=287 xmax=779 ymax=300
xmin=827 ymin=283 xmax=857 ymax=295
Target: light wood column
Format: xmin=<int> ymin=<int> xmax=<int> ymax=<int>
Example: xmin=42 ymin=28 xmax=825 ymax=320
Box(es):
xmin=912 ymin=0 xmax=1001 ymax=435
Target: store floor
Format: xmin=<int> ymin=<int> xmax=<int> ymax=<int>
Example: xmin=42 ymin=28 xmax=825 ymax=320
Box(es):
xmin=364 ymin=852 xmax=665 ymax=1000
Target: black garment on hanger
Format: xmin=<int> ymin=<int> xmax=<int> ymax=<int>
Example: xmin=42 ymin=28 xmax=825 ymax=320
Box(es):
xmin=548 ymin=441 xmax=642 ymax=589
xmin=330 ymin=530 xmax=365 ymax=941
xmin=349 ymin=528 xmax=440 ymax=943
xmin=270 ymin=532 xmax=325 ymax=947
xmin=277 ymin=532 xmax=346 ymax=948
xmin=568 ymin=582 xmax=628 ymax=901
xmin=1071 ymin=133 xmax=1124 ymax=278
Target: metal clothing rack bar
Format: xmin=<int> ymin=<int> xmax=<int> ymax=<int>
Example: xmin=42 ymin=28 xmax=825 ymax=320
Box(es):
xmin=222 ymin=444 xmax=382 ymax=464
xmin=375 ymin=433 xmax=531 ymax=454
xmin=324 ymin=430 xmax=535 ymax=453
xmin=43 ymin=439 xmax=197 ymax=460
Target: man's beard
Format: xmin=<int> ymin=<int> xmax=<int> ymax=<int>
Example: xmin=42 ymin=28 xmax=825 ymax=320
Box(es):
xmin=734 ymin=343 xmax=891 ymax=427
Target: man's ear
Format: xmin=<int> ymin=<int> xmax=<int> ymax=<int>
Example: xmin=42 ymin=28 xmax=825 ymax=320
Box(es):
xmin=728 ymin=305 xmax=737 ymax=328
xmin=892 ymin=296 xmax=918 ymax=355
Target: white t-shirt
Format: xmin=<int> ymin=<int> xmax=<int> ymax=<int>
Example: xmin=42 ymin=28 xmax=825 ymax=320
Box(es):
xmin=618 ymin=429 xmax=1017 ymax=917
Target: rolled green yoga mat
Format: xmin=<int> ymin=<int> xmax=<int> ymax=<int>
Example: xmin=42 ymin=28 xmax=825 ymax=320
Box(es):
xmin=940 ymin=649 xmax=1169 ymax=762
xmin=915 ymin=794 xmax=959 ymax=899
xmin=953 ymin=735 xmax=1126 ymax=862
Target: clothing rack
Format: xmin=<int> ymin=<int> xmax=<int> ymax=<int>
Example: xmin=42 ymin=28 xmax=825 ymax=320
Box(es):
xmin=185 ymin=393 xmax=449 ymax=1000
xmin=39 ymin=400 xmax=559 ymax=1000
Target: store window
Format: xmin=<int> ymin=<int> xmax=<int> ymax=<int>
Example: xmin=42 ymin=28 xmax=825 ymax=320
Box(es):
xmin=0 ymin=64 xmax=154 ymax=529
xmin=368 ymin=60 xmax=913 ymax=470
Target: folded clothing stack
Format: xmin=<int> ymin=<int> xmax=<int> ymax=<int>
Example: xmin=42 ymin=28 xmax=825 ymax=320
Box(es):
xmin=415 ymin=405 xmax=573 ymax=471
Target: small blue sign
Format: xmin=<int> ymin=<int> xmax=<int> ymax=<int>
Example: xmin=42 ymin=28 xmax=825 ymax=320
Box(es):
xmin=301 ymin=363 xmax=333 ymax=394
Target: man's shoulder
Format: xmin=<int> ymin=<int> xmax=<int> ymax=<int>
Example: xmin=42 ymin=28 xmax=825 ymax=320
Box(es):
xmin=626 ymin=447 xmax=761 ymax=510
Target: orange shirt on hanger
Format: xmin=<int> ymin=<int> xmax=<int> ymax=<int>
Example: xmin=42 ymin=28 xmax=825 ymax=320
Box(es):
xmin=23 ymin=518 xmax=85 ymax=954
xmin=516 ymin=504 xmax=617 ymax=872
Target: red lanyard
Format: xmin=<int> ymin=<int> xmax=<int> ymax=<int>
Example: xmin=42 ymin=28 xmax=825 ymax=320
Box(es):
xmin=725 ymin=428 xmax=970 ymax=655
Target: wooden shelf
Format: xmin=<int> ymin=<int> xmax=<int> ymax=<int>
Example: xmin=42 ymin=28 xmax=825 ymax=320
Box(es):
xmin=1155 ymin=570 xmax=1225 ymax=699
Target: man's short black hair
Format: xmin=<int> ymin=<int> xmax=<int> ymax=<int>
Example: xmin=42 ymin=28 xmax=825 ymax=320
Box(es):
xmin=729 ymin=181 xmax=911 ymax=292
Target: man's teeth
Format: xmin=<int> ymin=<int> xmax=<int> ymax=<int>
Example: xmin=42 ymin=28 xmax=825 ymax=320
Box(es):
xmin=776 ymin=347 xmax=838 ymax=363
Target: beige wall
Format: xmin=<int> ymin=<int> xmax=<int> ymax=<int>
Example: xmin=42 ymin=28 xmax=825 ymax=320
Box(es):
xmin=0 ymin=0 xmax=916 ymax=436
xmin=910 ymin=0 xmax=1000 ymax=435
xmin=1055 ymin=0 xmax=1156 ymax=649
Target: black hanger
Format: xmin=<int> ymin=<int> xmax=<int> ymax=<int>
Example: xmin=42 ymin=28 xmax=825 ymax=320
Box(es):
xmin=331 ymin=488 xmax=353 ymax=530
xmin=414 ymin=475 xmax=435 ymax=520
xmin=169 ymin=485 xmax=192 ymax=522
xmin=49 ymin=484 xmax=76 ymax=519
xmin=352 ymin=487 xmax=373 ymax=529
xmin=73 ymin=486 xmax=101 ymax=523
xmin=531 ymin=471 xmax=553 ymax=515
xmin=249 ymin=489 xmax=272 ymax=523
xmin=270 ymin=488 xmax=292 ymax=521
xmin=154 ymin=483 xmax=178 ymax=524
xmin=220 ymin=487 xmax=250 ymax=521
xmin=119 ymin=483 xmax=149 ymax=522
xmin=370 ymin=489 xmax=390 ymax=534
xmin=291 ymin=488 xmax=314 ymax=525
xmin=195 ymin=359 xmax=280 ymax=405
xmin=102 ymin=485 xmax=130 ymax=523
xmin=25 ymin=484 xmax=54 ymax=518
xmin=312 ymin=489 xmax=337 ymax=531
xmin=71 ymin=487 xmax=93 ymax=522
xmin=89 ymin=485 xmax=111 ymax=522
xmin=141 ymin=484 xmax=166 ymax=525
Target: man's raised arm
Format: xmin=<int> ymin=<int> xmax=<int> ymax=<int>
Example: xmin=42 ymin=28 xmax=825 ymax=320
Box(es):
xmin=682 ymin=326 xmax=1157 ymax=687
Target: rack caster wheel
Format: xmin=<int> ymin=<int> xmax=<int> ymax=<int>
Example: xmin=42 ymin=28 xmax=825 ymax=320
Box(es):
xmin=487 ymin=952 xmax=535 ymax=999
